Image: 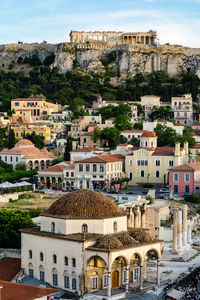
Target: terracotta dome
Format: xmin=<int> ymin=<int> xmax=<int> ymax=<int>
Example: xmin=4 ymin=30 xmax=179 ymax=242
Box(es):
xmin=43 ymin=189 xmax=126 ymax=219
xmin=15 ymin=139 xmax=34 ymax=148
xmin=94 ymin=235 xmax=123 ymax=249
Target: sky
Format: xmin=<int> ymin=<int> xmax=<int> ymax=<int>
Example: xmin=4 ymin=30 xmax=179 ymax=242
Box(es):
xmin=0 ymin=0 xmax=200 ymax=47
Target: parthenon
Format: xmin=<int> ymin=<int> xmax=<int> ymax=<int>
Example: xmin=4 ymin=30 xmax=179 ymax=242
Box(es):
xmin=70 ymin=30 xmax=157 ymax=46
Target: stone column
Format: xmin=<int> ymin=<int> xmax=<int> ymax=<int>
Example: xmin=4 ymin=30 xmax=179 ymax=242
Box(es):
xmin=107 ymin=271 xmax=111 ymax=297
xmin=178 ymin=210 xmax=183 ymax=250
xmin=141 ymin=204 xmax=146 ymax=229
xmin=127 ymin=208 xmax=132 ymax=227
xmin=173 ymin=209 xmax=178 ymax=252
xmin=182 ymin=205 xmax=188 ymax=246
xmin=134 ymin=207 xmax=140 ymax=228
xmin=125 ymin=265 xmax=129 ymax=294
xmin=157 ymin=260 xmax=160 ymax=287
xmin=140 ymin=263 xmax=143 ymax=289
xmin=187 ymin=220 xmax=192 ymax=244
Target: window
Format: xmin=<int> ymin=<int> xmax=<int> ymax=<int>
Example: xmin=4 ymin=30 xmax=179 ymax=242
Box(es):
xmin=137 ymin=160 xmax=148 ymax=166
xmin=40 ymin=271 xmax=45 ymax=281
xmin=40 ymin=252 xmax=43 ymax=261
xmin=64 ymin=256 xmax=68 ymax=266
xmin=64 ymin=276 xmax=70 ymax=288
xmin=15 ymin=102 xmax=19 ymax=106
xmin=51 ymin=222 xmax=55 ymax=233
xmin=79 ymin=164 xmax=83 ymax=172
xmin=93 ymin=257 xmax=97 ymax=267
xmin=10 ymin=157 xmax=12 ymax=162
xmin=82 ymin=224 xmax=88 ymax=233
xmin=185 ymin=173 xmax=190 ymax=182
xmin=91 ymin=277 xmax=98 ymax=290
xmin=72 ymin=278 xmax=76 ymax=290
xmin=66 ymin=172 xmax=69 ymax=177
xmin=185 ymin=185 xmax=190 ymax=195
xmin=140 ymin=170 xmax=145 ymax=177
xmin=169 ymin=160 xmax=174 ymax=167
xmin=155 ymin=160 xmax=160 ymax=166
xmin=156 ymin=171 xmax=160 ymax=178
xmin=129 ymin=160 xmax=133 ymax=166
xmin=100 ymin=164 xmax=104 ymax=172
xmin=29 ymin=269 xmax=34 ymax=277
xmin=134 ymin=268 xmax=139 ymax=281
xmin=123 ymin=270 xmax=126 ymax=282
xmin=93 ymin=164 xmax=97 ymax=172
xmin=86 ymin=164 xmax=90 ymax=172
xmin=129 ymin=172 xmax=133 ymax=180
xmin=53 ymin=274 xmax=58 ymax=286
xmin=113 ymin=222 xmax=117 ymax=233
xmin=84 ymin=138 xmax=86 ymax=143
xmin=103 ymin=275 xmax=108 ymax=287
xmin=151 ymin=142 xmax=154 ymax=147
xmin=173 ymin=185 xmax=179 ymax=195
xmin=5 ymin=156 xmax=7 ymax=162
xmin=29 ymin=250 xmax=32 ymax=259
xmin=72 ymin=258 xmax=76 ymax=267
xmin=173 ymin=173 xmax=179 ymax=182
xmin=53 ymin=254 xmax=57 ymax=264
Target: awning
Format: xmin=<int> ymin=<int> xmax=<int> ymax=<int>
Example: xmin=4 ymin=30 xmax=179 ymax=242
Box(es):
xmin=166 ymin=289 xmax=185 ymax=300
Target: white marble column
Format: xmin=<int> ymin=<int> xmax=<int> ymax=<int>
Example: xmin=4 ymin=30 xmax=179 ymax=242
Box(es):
xmin=182 ymin=205 xmax=188 ymax=246
xmin=134 ymin=207 xmax=140 ymax=228
xmin=107 ymin=271 xmax=111 ymax=297
xmin=157 ymin=260 xmax=160 ymax=287
xmin=125 ymin=265 xmax=129 ymax=293
xmin=140 ymin=263 xmax=143 ymax=289
xmin=187 ymin=220 xmax=192 ymax=244
xmin=173 ymin=209 xmax=178 ymax=252
xmin=127 ymin=208 xmax=133 ymax=228
xmin=178 ymin=210 xmax=183 ymax=250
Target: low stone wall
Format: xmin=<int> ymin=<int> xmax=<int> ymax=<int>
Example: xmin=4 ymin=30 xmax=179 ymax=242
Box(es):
xmin=0 ymin=191 xmax=31 ymax=203
xmin=0 ymin=248 xmax=21 ymax=258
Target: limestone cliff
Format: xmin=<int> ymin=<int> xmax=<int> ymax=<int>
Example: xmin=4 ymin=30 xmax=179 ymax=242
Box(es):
xmin=0 ymin=42 xmax=200 ymax=78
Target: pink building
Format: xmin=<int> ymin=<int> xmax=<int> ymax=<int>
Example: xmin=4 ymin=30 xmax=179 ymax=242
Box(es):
xmin=169 ymin=163 xmax=200 ymax=197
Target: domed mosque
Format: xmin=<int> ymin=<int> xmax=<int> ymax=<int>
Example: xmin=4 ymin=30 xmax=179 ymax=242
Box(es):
xmin=21 ymin=189 xmax=162 ymax=298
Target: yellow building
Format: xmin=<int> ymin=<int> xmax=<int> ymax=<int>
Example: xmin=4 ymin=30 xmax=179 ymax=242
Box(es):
xmin=11 ymin=123 xmax=51 ymax=143
xmin=125 ymin=131 xmax=188 ymax=185
xmin=11 ymin=98 xmax=61 ymax=122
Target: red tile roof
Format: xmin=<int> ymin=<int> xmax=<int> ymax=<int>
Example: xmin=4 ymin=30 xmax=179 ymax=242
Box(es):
xmin=169 ymin=163 xmax=200 ymax=171
xmin=106 ymin=117 xmax=115 ymax=121
xmin=0 ymin=280 xmax=58 ymax=300
xmin=121 ymin=130 xmax=144 ymax=133
xmin=190 ymin=143 xmax=200 ymax=149
xmin=77 ymin=154 xmax=124 ymax=163
xmin=0 ymin=258 xmax=21 ymax=281
xmin=141 ymin=131 xmax=157 ymax=138
xmin=12 ymin=98 xmax=44 ymax=101
xmin=71 ymin=147 xmax=102 ymax=153
xmin=152 ymin=147 xmax=175 ymax=156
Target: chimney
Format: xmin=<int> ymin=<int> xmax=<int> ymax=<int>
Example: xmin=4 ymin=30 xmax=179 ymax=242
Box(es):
xmin=184 ymin=141 xmax=188 ymax=155
xmin=175 ymin=142 xmax=180 ymax=156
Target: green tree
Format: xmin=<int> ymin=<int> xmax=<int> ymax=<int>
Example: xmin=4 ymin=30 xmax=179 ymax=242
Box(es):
xmin=91 ymin=127 xmax=101 ymax=144
xmin=69 ymin=97 xmax=86 ymax=119
xmin=100 ymin=127 xmax=120 ymax=149
xmin=133 ymin=122 xmax=143 ymax=130
xmin=7 ymin=128 xmax=16 ymax=149
xmin=154 ymin=124 xmax=177 ymax=146
xmin=130 ymin=137 xmax=140 ymax=147
xmin=15 ymin=162 xmax=27 ymax=171
xmin=114 ymin=115 xmax=132 ymax=131
xmin=50 ymin=157 xmax=64 ymax=166
xmin=64 ymin=137 xmax=73 ymax=161
xmin=0 ymin=209 xmax=36 ymax=248
xmin=26 ymin=132 xmax=45 ymax=149
xmin=149 ymin=106 xmax=171 ymax=121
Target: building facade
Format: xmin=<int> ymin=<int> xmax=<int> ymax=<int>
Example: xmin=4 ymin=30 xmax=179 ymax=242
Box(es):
xmin=21 ymin=189 xmax=162 ymax=298
xmin=169 ymin=163 xmax=200 ymax=197
xmin=171 ymin=94 xmax=193 ymax=126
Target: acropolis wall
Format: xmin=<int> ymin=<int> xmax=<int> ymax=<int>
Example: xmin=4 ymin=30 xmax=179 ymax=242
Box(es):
xmin=70 ymin=30 xmax=157 ymax=46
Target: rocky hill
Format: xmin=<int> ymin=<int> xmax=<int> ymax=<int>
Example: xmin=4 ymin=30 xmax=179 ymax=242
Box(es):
xmin=0 ymin=42 xmax=200 ymax=78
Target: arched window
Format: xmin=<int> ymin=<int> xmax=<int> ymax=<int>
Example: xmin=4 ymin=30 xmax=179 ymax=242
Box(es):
xmin=72 ymin=278 xmax=76 ymax=290
xmin=53 ymin=254 xmax=57 ymax=264
xmin=113 ymin=221 xmax=117 ymax=233
xmin=29 ymin=250 xmax=32 ymax=259
xmin=72 ymin=258 xmax=76 ymax=267
xmin=156 ymin=171 xmax=160 ymax=178
xmin=140 ymin=170 xmax=145 ymax=178
xmin=51 ymin=222 xmax=55 ymax=233
xmin=82 ymin=224 xmax=88 ymax=233
xmin=40 ymin=252 xmax=44 ymax=261
xmin=129 ymin=172 xmax=133 ymax=180
xmin=64 ymin=256 xmax=68 ymax=266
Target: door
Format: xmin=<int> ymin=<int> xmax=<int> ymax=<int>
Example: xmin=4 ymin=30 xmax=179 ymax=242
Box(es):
xmin=112 ymin=270 xmax=119 ymax=288
xmin=195 ymin=187 xmax=200 ymax=195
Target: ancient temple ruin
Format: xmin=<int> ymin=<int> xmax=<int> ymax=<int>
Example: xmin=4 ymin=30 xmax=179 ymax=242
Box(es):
xmin=70 ymin=30 xmax=157 ymax=46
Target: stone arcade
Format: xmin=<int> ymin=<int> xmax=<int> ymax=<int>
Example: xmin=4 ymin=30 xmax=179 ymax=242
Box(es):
xmin=20 ymin=190 xmax=162 ymax=299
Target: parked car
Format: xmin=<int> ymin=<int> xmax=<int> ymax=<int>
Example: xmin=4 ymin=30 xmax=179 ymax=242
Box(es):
xmin=159 ymin=188 xmax=169 ymax=194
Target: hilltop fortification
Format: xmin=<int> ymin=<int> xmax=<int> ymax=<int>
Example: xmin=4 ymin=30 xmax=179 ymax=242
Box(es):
xmin=0 ymin=30 xmax=200 ymax=78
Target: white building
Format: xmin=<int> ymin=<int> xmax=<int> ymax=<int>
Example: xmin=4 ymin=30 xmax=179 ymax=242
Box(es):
xmin=0 ymin=139 xmax=55 ymax=170
xmin=20 ymin=189 xmax=162 ymax=298
xmin=70 ymin=147 xmax=104 ymax=162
